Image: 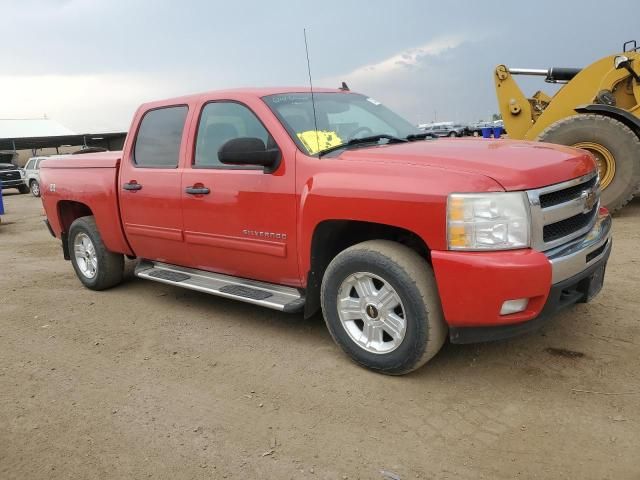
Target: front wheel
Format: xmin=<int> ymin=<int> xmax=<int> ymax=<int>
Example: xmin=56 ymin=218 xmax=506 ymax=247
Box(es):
xmin=30 ymin=180 xmax=40 ymax=197
xmin=320 ymin=240 xmax=447 ymax=375
xmin=448 ymin=131 xmax=457 ymax=137
xmin=18 ymin=184 xmax=29 ymax=194
xmin=68 ymin=216 xmax=124 ymax=290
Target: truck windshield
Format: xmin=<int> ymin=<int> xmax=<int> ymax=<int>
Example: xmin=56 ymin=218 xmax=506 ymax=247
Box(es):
xmin=263 ymin=92 xmax=421 ymax=156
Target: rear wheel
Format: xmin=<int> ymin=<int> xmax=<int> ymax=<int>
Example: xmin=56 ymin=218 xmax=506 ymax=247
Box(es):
xmin=68 ymin=216 xmax=124 ymax=290
xmin=448 ymin=131 xmax=457 ymax=137
xmin=30 ymin=180 xmax=40 ymax=197
xmin=320 ymin=240 xmax=447 ymax=375
xmin=538 ymin=114 xmax=640 ymax=213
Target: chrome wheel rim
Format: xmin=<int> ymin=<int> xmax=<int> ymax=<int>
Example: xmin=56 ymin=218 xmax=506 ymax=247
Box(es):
xmin=74 ymin=233 xmax=98 ymax=279
xmin=31 ymin=182 xmax=39 ymax=196
xmin=337 ymin=272 xmax=407 ymax=354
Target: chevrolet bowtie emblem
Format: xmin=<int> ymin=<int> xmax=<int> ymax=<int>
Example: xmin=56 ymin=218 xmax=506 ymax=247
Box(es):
xmin=582 ymin=189 xmax=597 ymax=213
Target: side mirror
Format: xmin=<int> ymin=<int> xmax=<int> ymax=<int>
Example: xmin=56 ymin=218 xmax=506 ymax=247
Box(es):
xmin=614 ymin=55 xmax=630 ymax=69
xmin=218 ymin=137 xmax=280 ymax=172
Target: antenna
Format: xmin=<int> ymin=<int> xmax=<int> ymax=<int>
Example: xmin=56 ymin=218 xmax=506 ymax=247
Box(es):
xmin=303 ymin=28 xmax=321 ymax=153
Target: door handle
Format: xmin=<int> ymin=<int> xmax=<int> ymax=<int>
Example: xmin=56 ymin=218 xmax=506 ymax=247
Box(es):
xmin=123 ymin=182 xmax=142 ymax=191
xmin=185 ymin=186 xmax=210 ymax=195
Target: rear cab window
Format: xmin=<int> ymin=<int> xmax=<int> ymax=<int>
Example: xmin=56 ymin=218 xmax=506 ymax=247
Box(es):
xmin=134 ymin=106 xmax=189 ymax=168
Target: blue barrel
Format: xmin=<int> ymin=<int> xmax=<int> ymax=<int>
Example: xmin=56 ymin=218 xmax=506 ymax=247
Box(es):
xmin=0 ymin=183 xmax=4 ymax=216
xmin=481 ymin=127 xmax=492 ymax=139
xmin=493 ymin=126 xmax=503 ymax=138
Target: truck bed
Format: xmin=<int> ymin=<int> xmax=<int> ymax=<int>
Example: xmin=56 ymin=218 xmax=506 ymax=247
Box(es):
xmin=39 ymin=151 xmax=133 ymax=256
xmin=40 ymin=151 xmax=122 ymax=169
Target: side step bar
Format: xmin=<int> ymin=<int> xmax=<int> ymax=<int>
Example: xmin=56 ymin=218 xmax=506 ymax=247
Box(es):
xmin=135 ymin=261 xmax=305 ymax=313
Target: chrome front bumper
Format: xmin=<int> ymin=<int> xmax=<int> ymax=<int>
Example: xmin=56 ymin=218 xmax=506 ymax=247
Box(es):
xmin=546 ymin=208 xmax=612 ymax=284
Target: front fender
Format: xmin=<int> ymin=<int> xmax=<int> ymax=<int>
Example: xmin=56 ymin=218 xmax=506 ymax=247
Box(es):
xmin=296 ymin=156 xmax=503 ymax=279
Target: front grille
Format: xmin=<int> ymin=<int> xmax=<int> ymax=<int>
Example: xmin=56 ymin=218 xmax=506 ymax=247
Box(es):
xmin=0 ymin=170 xmax=20 ymax=180
xmin=527 ymin=170 xmax=599 ymax=251
xmin=539 ymin=176 xmax=597 ymax=208
xmin=543 ymin=206 xmax=598 ymax=242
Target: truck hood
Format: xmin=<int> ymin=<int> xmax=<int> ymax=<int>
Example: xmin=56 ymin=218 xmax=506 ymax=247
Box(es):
xmin=335 ymin=139 xmax=596 ymax=190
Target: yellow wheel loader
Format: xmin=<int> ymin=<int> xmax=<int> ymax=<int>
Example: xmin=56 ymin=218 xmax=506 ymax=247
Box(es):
xmin=495 ymin=40 xmax=640 ymax=212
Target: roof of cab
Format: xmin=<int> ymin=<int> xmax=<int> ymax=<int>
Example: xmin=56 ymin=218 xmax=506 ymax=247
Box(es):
xmin=138 ymin=87 xmax=351 ymax=110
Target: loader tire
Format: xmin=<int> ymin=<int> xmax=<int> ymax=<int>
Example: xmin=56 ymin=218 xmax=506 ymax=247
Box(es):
xmin=538 ymin=114 xmax=640 ymax=213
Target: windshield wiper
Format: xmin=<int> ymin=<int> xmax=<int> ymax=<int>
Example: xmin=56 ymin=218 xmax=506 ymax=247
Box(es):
xmin=318 ymin=134 xmax=407 ymax=157
xmin=405 ymin=132 xmax=437 ymax=141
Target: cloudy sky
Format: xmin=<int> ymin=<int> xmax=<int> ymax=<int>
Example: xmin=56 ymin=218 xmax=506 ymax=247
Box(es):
xmin=1 ymin=0 xmax=638 ymax=133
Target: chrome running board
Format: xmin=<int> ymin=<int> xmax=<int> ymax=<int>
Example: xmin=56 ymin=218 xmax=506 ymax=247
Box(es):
xmin=135 ymin=261 xmax=305 ymax=312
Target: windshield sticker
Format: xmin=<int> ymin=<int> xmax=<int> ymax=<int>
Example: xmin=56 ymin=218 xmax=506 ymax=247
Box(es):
xmin=269 ymin=94 xmax=310 ymax=104
xmin=297 ymin=130 xmax=343 ymax=155
xmin=366 ymin=97 xmax=381 ymax=106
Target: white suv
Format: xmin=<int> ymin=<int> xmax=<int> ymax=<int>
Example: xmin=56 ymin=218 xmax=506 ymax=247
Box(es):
xmin=24 ymin=155 xmax=70 ymax=197
xmin=23 ymin=156 xmax=47 ymax=197
xmin=24 ymin=150 xmax=108 ymax=196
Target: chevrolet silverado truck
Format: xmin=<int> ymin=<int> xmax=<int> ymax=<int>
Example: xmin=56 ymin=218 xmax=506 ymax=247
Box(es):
xmin=39 ymin=88 xmax=612 ymax=374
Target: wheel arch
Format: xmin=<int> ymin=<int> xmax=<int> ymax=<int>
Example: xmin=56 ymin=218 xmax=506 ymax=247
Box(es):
xmin=56 ymin=201 xmax=94 ymax=259
xmin=303 ymin=219 xmax=431 ymax=319
xmin=574 ymin=104 xmax=640 ymax=137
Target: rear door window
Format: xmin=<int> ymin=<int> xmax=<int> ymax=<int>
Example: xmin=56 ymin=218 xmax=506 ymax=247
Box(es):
xmin=134 ymin=106 xmax=188 ymax=167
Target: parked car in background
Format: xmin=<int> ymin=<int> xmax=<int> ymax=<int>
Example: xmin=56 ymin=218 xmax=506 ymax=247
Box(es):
xmin=0 ymin=163 xmax=28 ymax=194
xmin=418 ymin=122 xmax=466 ymax=137
xmin=24 ymin=156 xmax=47 ymax=197
xmin=24 ymin=154 xmax=79 ymax=197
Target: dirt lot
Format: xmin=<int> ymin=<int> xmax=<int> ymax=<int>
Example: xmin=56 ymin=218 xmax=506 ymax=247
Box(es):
xmin=1 ymin=191 xmax=639 ymax=480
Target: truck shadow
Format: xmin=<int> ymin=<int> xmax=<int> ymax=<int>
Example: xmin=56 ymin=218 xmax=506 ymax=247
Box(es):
xmin=121 ymin=273 xmax=598 ymax=385
xmin=0 ymin=190 xmax=24 ymax=197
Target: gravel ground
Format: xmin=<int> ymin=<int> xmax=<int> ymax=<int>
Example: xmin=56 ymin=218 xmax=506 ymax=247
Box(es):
xmin=1 ymin=191 xmax=639 ymax=479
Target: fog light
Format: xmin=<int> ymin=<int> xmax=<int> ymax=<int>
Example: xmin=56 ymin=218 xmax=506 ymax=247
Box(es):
xmin=500 ymin=298 xmax=529 ymax=315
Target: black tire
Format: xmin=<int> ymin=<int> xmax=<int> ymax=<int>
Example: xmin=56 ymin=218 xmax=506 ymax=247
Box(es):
xmin=538 ymin=114 xmax=640 ymax=213
xmin=68 ymin=216 xmax=124 ymax=290
xmin=448 ymin=131 xmax=457 ymax=137
xmin=18 ymin=184 xmax=29 ymax=194
xmin=30 ymin=180 xmax=41 ymax=197
xmin=320 ymin=240 xmax=447 ymax=375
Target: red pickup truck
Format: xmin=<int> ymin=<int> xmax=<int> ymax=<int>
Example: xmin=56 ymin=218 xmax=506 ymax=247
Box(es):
xmin=40 ymin=87 xmax=612 ymax=374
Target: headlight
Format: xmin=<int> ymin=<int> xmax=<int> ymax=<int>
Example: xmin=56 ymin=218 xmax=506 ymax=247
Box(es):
xmin=447 ymin=192 xmax=530 ymax=250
